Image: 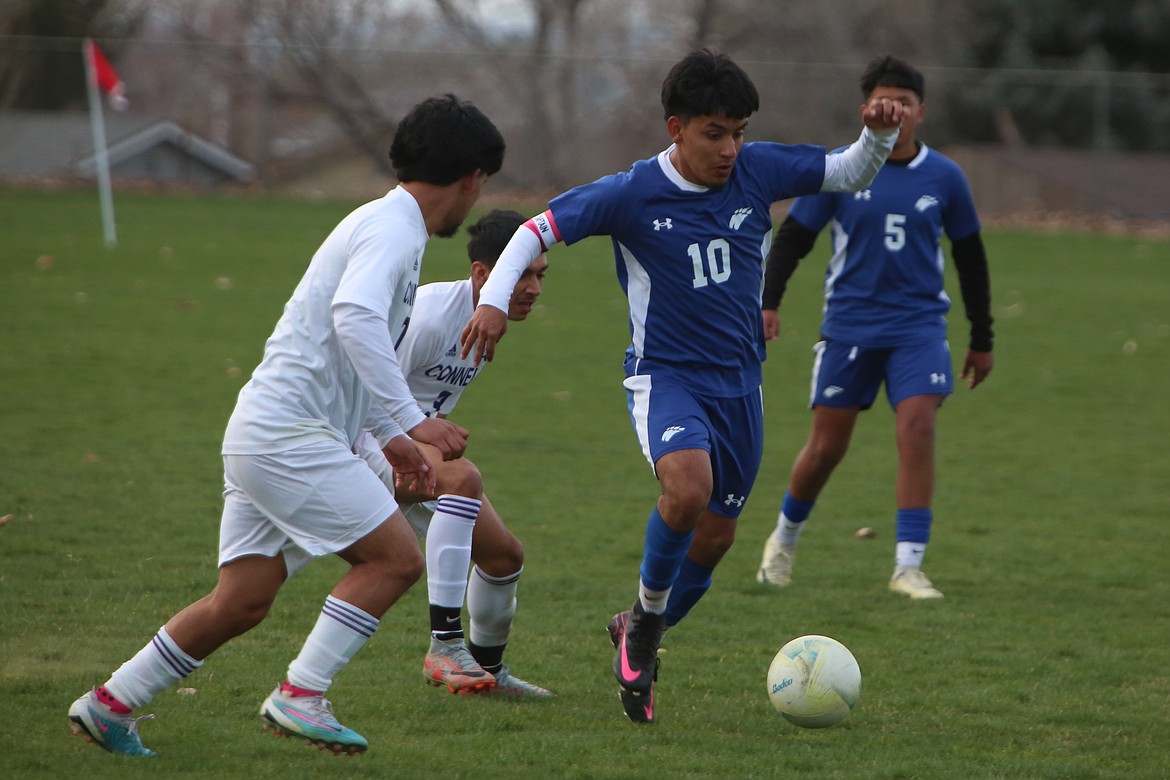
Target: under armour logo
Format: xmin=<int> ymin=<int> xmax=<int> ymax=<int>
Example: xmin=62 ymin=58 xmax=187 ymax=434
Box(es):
xmin=930 ymin=372 xmax=947 ymax=385
xmin=661 ymin=426 xmax=685 ymax=442
xmin=652 ymin=218 xmax=673 ymax=231
xmin=723 ymin=494 xmax=745 ymax=508
xmin=729 ymin=207 xmax=753 ymax=230
xmin=854 ymin=190 xmax=872 ymax=201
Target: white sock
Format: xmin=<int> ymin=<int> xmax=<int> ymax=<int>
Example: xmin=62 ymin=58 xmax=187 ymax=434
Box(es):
xmin=425 ymin=494 xmax=481 ymax=609
xmin=286 ymin=596 xmax=379 ymax=693
xmin=638 ymin=581 xmax=671 ymax=614
xmin=895 ymin=541 xmax=927 ymax=569
xmin=467 ymin=565 xmax=520 ymax=649
xmin=105 ymin=626 xmax=203 ymax=708
xmin=776 ymin=513 xmax=805 ymax=548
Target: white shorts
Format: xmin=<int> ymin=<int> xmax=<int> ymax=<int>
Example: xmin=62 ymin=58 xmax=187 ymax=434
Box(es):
xmin=219 ymin=439 xmax=399 ymax=573
xmin=354 ymin=431 xmax=436 ymax=541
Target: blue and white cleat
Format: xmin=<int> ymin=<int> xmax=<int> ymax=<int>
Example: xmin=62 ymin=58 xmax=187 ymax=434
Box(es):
xmin=260 ymin=685 xmax=368 ymax=755
xmin=68 ymin=689 xmax=157 ymax=757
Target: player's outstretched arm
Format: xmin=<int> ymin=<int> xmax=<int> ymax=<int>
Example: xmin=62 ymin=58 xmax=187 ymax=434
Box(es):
xmin=822 ymin=122 xmax=900 ymax=193
xmin=461 ymin=215 xmax=558 ymax=365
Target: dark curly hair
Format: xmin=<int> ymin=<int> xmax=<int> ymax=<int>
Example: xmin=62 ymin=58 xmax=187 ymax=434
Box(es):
xmin=465 ymin=209 xmax=526 ymax=267
xmin=860 ymin=55 xmax=925 ymax=102
xmin=661 ymin=49 xmax=760 ymax=121
xmin=389 ymin=94 xmax=506 ymax=185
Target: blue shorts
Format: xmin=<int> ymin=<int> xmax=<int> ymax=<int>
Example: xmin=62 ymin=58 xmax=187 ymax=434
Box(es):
xmin=809 ymin=338 xmax=953 ymax=410
xmin=623 ymin=374 xmax=763 ymax=518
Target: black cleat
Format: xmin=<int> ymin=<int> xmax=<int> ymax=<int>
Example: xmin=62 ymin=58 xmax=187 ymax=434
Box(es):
xmin=612 ymin=602 xmax=664 ymax=693
xmin=619 ymin=681 xmax=656 ymax=724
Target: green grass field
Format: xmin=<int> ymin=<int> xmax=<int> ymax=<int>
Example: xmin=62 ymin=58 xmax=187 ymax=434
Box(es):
xmin=1 ymin=188 xmax=1168 ymax=779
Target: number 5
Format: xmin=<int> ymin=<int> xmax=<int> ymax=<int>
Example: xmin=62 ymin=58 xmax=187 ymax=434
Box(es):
xmin=884 ymin=214 xmax=906 ymax=251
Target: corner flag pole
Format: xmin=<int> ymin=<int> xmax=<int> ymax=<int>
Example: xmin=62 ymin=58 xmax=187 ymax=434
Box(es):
xmin=83 ymin=38 xmax=117 ymax=249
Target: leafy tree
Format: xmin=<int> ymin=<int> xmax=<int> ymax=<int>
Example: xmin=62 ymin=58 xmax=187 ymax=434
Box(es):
xmin=0 ymin=0 xmax=144 ymax=110
xmin=947 ymin=0 xmax=1170 ymax=150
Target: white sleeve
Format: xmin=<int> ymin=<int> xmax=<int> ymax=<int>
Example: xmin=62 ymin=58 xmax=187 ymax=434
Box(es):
xmin=476 ymin=220 xmax=553 ymax=312
xmin=333 ymin=301 xmax=427 ymax=440
xmin=363 ymin=404 xmax=402 ymax=448
xmin=821 ymin=126 xmax=899 ymax=192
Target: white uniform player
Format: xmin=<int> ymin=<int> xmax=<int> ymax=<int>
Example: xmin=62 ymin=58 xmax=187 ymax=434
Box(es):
xmin=362 ymin=278 xmax=480 ymax=540
xmin=220 ymin=186 xmax=429 ymax=573
xmin=68 ymin=94 xmax=504 ymax=757
xmin=359 ymin=209 xmax=552 ymax=698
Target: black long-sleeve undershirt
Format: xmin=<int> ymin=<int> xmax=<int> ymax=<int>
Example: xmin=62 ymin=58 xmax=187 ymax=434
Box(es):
xmin=951 ymin=232 xmax=994 ymax=352
xmin=761 ymin=215 xmax=818 ymax=310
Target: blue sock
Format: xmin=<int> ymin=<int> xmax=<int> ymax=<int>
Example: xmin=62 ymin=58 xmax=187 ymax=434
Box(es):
xmin=895 ymin=508 xmax=932 ymax=543
xmin=639 ymin=508 xmax=694 ymax=592
xmin=664 ymin=557 xmax=714 ymax=628
xmin=781 ymin=493 xmax=816 ymax=523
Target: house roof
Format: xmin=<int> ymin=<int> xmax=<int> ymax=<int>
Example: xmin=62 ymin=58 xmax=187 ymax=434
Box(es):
xmin=75 ymin=119 xmax=255 ymax=181
xmin=0 ymin=111 xmax=254 ymax=183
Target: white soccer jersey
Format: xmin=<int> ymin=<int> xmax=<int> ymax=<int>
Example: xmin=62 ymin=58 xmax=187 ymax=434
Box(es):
xmin=397 ymin=279 xmax=482 ymax=418
xmin=223 ymin=186 xmax=428 ymax=455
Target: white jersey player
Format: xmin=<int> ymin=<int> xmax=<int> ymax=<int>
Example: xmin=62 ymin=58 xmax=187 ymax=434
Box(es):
xmin=359 ymin=209 xmax=551 ymax=697
xmin=68 ymin=95 xmax=505 ymax=757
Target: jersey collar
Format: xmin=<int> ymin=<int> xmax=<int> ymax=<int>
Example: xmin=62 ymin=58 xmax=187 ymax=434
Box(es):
xmin=657 ymin=145 xmax=709 ymax=193
xmin=907 ymin=143 xmax=930 ymax=169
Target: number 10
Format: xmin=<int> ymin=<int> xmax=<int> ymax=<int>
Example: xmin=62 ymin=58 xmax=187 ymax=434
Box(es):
xmin=688 ymin=238 xmax=732 ymax=288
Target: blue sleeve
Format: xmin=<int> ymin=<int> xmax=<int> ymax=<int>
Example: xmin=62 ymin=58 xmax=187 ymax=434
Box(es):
xmin=743 ymin=142 xmax=827 ymax=202
xmin=549 ymin=172 xmax=634 ymax=245
xmin=942 ymin=161 xmax=981 ymax=242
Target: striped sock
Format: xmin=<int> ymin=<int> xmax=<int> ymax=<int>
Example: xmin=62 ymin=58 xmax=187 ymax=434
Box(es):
xmin=104 ymin=625 xmax=203 ymax=709
xmin=426 ymin=494 xmax=482 ymax=620
xmin=286 ymin=596 xmax=379 ymax=693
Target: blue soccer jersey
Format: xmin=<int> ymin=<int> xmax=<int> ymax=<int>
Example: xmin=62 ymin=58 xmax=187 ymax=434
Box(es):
xmin=788 ymin=144 xmax=980 ymax=348
xmin=548 ymin=142 xmax=826 ymax=396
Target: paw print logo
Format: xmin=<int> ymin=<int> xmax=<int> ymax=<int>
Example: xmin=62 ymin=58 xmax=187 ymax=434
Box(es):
xmin=729 ymin=207 xmax=753 ymax=230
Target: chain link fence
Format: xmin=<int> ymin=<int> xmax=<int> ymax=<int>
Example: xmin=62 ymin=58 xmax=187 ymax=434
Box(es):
xmin=3 ymin=36 xmax=1169 ymax=221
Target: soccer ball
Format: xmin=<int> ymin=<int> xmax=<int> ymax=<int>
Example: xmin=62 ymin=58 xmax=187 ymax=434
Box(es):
xmin=767 ymin=634 xmax=862 ymax=728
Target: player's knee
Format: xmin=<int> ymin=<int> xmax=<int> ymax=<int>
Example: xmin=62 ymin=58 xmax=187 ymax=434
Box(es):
xmin=694 ymin=523 xmax=736 ymax=560
xmin=897 ymin=415 xmax=936 ymax=448
xmin=477 ymin=536 xmax=524 ymax=577
xmin=212 ymin=592 xmax=274 ymax=637
xmin=391 ymin=545 xmax=426 ymax=587
xmin=807 ymin=438 xmax=849 ymax=470
xmin=438 ymin=458 xmax=483 ymax=499
xmin=661 ymin=483 xmax=711 ymax=519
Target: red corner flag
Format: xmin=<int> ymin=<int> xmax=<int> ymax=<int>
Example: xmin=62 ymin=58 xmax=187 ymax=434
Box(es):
xmin=84 ymin=39 xmax=129 ymax=111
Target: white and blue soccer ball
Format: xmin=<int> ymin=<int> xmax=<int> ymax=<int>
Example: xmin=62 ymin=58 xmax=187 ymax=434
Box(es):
xmin=767 ymin=634 xmax=862 ymax=728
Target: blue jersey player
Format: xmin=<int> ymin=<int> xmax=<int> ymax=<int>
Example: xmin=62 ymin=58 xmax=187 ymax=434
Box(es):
xmin=756 ymin=55 xmax=994 ymax=599
xmin=461 ymin=50 xmax=904 ymax=724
